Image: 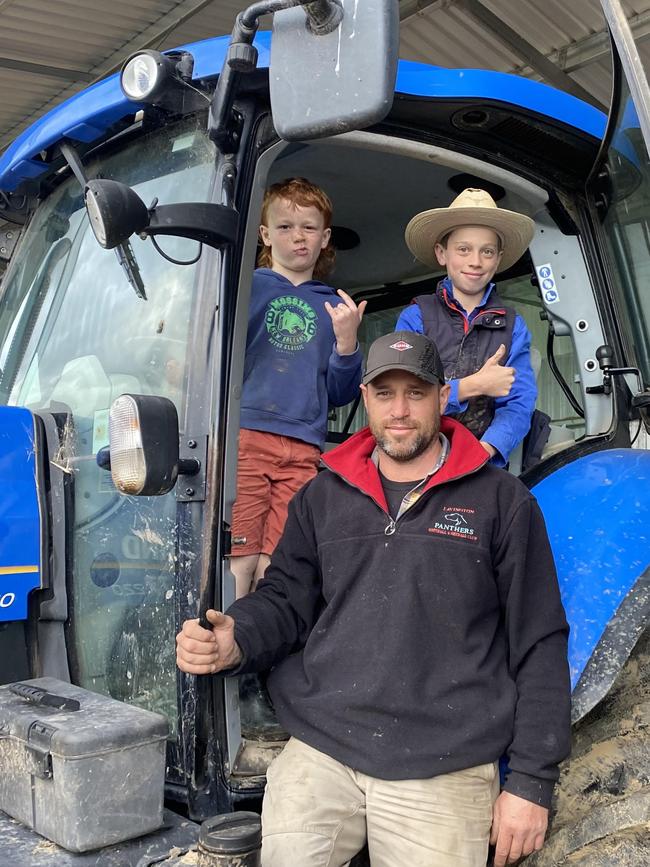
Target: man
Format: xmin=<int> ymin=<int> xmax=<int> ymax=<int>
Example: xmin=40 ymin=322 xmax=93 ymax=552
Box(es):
xmin=177 ymin=331 xmax=571 ymax=867
xmin=397 ymin=188 xmax=537 ymax=467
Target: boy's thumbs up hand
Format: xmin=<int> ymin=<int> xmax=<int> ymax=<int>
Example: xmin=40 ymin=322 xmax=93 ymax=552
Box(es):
xmin=462 ymin=344 xmax=515 ymax=399
xmin=486 ymin=344 xmax=507 ymax=366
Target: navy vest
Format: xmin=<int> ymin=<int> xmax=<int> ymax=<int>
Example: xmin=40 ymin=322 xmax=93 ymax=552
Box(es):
xmin=415 ymin=283 xmax=516 ymax=438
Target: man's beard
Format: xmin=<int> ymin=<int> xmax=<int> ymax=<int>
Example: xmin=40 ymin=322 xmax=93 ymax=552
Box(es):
xmin=370 ymin=419 xmax=439 ymax=463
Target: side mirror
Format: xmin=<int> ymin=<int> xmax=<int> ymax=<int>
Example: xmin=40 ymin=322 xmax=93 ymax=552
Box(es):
xmin=269 ymin=0 xmax=399 ymax=140
xmin=108 ymin=394 xmax=199 ymax=496
xmin=84 ymin=179 xmax=239 ymax=251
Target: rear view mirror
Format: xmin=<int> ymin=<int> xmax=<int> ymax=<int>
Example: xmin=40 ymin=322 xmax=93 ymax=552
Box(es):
xmin=270 ymin=0 xmax=399 ymax=141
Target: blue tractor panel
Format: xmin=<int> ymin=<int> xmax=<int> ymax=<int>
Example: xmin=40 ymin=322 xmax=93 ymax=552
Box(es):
xmin=0 ymin=406 xmax=43 ymax=621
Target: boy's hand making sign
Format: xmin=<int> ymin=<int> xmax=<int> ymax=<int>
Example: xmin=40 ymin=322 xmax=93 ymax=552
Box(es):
xmin=325 ymin=289 xmax=367 ymax=356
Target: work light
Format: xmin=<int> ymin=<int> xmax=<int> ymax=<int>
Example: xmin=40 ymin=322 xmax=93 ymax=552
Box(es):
xmin=121 ymin=51 xmax=173 ymax=102
xmin=84 ymin=179 xmax=149 ymax=250
xmin=120 ymin=50 xmax=194 ymax=106
xmin=109 ymin=394 xmax=180 ymax=496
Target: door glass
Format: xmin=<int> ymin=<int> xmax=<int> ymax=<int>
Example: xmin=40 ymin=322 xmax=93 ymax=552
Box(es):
xmin=593 ymin=77 xmax=650 ymax=383
xmin=0 ymin=119 xmax=215 ymax=733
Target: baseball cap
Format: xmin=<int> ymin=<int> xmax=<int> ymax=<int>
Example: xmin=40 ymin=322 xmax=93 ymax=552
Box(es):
xmin=362 ymin=331 xmax=445 ymax=386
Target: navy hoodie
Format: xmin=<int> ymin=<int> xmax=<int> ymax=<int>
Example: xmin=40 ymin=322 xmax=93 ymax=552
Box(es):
xmin=226 ymin=418 xmax=571 ymax=808
xmin=240 ymin=269 xmax=363 ymax=448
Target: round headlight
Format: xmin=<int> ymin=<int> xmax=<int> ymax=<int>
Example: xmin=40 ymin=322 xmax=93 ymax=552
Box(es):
xmin=121 ymin=52 xmax=162 ymax=101
xmin=84 ymin=179 xmax=149 ymax=250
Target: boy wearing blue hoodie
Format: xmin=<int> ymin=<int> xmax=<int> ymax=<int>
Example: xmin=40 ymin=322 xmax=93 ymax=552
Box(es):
xmin=231 ymin=178 xmax=365 ymax=597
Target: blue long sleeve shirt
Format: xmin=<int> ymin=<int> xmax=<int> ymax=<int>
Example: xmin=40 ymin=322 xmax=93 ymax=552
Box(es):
xmin=240 ymin=269 xmax=362 ymax=449
xmin=395 ymin=278 xmax=537 ymax=466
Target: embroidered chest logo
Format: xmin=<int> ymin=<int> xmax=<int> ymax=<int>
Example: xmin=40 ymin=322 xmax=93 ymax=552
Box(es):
xmin=428 ymin=506 xmax=478 ymax=542
xmin=265 ymin=295 xmax=318 ymax=352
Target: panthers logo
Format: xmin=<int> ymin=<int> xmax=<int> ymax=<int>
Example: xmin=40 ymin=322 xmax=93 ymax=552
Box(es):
xmin=266 ymin=295 xmax=318 ymax=352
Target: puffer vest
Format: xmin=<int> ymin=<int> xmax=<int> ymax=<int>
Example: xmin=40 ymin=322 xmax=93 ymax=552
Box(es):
xmin=415 ymin=283 xmax=515 ymax=438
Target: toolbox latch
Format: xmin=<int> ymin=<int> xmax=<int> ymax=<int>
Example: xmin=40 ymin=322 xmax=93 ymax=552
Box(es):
xmin=27 ymin=721 xmax=55 ymax=779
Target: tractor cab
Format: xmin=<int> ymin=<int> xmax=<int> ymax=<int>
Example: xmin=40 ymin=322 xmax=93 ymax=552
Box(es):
xmin=0 ymin=0 xmax=650 ymax=862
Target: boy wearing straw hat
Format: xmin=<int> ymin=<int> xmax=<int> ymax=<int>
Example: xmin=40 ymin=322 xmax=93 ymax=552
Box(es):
xmin=397 ymin=188 xmax=537 ymax=467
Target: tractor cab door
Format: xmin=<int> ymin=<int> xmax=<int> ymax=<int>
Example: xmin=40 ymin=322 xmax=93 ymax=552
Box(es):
xmin=583 ymin=0 xmax=650 ymax=411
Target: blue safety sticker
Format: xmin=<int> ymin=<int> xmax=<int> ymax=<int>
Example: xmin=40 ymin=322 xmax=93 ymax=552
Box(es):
xmin=0 ymin=406 xmax=43 ymax=620
xmin=536 ymin=263 xmax=560 ymax=304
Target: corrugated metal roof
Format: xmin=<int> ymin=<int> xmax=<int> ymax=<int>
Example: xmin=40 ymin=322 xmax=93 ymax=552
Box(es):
xmin=0 ymin=0 xmax=647 ymax=156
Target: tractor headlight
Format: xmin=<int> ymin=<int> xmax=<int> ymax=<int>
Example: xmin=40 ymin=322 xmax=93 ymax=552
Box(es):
xmin=109 ymin=394 xmax=180 ymax=496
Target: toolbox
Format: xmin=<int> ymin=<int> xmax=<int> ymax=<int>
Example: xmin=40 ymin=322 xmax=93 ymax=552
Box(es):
xmin=0 ymin=677 xmax=169 ymax=852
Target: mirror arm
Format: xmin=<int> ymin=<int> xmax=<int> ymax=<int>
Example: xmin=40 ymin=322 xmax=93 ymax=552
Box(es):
xmin=144 ymin=202 xmax=239 ymax=249
xmin=59 ymin=141 xmax=89 ymax=189
xmin=300 ymin=0 xmax=343 ymax=34
xmin=586 ymin=344 xmax=644 ymax=396
xmin=178 ymin=458 xmax=201 ymax=476
xmin=239 ymin=0 xmax=300 ymax=30
xmin=209 ymin=0 xmax=321 ymax=151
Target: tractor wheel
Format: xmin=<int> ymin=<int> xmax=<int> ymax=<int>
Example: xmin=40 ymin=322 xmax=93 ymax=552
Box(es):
xmin=523 ymin=628 xmax=650 ymax=865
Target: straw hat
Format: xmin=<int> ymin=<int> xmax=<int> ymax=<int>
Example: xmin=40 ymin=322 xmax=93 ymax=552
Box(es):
xmin=405 ymin=188 xmax=535 ymax=273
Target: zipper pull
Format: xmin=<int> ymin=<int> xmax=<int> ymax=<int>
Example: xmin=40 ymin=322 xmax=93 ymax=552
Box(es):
xmin=384 ymin=519 xmax=396 ymax=536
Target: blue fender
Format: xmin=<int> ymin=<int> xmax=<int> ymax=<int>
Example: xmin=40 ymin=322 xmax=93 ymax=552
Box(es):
xmin=0 ymin=406 xmax=43 ymax=620
xmin=532 ymin=448 xmax=650 ymax=721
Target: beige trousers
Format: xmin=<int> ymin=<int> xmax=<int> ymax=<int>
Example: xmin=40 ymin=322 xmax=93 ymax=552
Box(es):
xmin=261 ymin=738 xmax=499 ymax=867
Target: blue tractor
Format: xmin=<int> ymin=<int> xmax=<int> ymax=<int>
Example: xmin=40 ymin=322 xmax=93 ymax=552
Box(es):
xmin=0 ymin=0 xmax=649 ymax=862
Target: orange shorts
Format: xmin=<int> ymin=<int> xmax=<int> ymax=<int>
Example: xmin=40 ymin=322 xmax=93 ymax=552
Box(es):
xmin=230 ymin=429 xmax=320 ymax=557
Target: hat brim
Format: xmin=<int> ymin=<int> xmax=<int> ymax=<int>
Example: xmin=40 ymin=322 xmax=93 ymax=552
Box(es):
xmin=362 ymin=362 xmax=444 ymax=386
xmin=405 ymin=206 xmax=535 ymax=273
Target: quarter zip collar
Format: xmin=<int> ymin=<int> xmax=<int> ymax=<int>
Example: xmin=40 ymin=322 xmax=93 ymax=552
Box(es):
xmin=372 ymin=433 xmax=450 ymax=522
xmin=436 ymin=277 xmax=506 ymax=333
xmin=321 ymin=418 xmax=488 ymax=511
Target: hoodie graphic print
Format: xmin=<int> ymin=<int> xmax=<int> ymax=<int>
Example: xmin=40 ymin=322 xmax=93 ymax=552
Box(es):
xmin=240 ymin=269 xmax=362 ymax=448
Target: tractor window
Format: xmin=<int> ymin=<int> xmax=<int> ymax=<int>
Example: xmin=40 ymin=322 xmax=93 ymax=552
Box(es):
xmin=0 ymin=118 xmax=214 ymax=734
xmin=594 ymin=78 xmax=650 ymax=385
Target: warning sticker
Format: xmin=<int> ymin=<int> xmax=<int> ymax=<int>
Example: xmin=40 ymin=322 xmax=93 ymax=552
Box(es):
xmin=536 ymin=263 xmax=560 ymax=305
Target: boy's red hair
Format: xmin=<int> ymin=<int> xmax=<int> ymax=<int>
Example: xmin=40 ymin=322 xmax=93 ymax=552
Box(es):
xmin=257 ymin=177 xmax=336 ymax=280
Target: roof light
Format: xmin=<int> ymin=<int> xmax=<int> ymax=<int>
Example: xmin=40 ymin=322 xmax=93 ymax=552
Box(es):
xmin=121 ymin=53 xmax=161 ymax=101
xmin=120 ymin=50 xmax=194 ymax=106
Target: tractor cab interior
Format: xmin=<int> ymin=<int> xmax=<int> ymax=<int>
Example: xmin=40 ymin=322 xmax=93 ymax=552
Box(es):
xmin=231 ymin=132 xmax=594 ymax=486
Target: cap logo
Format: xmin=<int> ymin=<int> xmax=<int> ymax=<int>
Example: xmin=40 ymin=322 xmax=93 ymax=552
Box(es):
xmin=390 ymin=340 xmax=413 ymax=352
